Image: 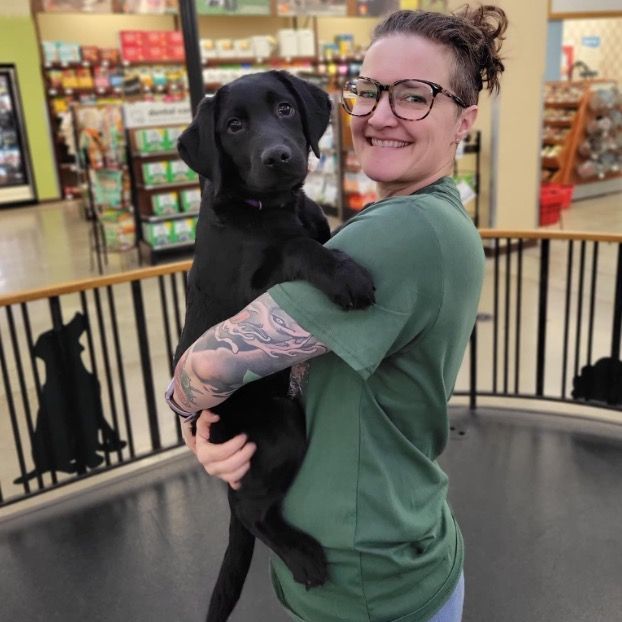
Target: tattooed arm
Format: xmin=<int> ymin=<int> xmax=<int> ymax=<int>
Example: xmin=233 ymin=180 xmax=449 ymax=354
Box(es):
xmin=172 ymin=292 xmax=328 ymax=412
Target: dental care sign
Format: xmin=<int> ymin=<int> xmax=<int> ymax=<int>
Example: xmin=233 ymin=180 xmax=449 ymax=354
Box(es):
xmin=123 ymin=100 xmax=192 ymax=129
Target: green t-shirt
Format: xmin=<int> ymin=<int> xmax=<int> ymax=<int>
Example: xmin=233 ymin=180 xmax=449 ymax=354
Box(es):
xmin=268 ymin=177 xmax=484 ymax=622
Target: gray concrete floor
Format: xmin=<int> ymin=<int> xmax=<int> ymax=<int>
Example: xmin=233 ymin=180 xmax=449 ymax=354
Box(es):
xmin=0 ymin=406 xmax=621 ymax=622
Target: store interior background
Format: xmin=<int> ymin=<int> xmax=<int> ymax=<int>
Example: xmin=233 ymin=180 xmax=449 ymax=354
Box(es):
xmin=0 ymin=0 xmax=620 ymax=276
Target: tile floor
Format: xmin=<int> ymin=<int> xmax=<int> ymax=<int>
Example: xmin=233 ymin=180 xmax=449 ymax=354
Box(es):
xmin=0 ymin=191 xmax=620 ymax=295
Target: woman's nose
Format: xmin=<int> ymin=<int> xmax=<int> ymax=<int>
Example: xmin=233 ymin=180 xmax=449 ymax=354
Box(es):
xmin=368 ymin=92 xmax=397 ymax=126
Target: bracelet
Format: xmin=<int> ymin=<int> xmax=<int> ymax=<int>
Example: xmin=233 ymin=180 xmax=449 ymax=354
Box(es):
xmin=164 ymin=378 xmax=200 ymax=422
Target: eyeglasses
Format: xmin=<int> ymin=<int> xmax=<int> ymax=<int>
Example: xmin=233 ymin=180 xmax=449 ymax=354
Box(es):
xmin=341 ymin=76 xmax=468 ymax=121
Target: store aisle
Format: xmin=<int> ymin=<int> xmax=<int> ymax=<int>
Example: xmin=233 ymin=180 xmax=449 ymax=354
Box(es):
xmin=0 ymin=191 xmax=620 ymax=296
xmin=0 ymin=200 xmax=141 ymax=295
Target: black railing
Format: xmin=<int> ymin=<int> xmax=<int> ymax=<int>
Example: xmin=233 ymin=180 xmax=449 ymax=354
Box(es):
xmin=0 ymin=263 xmax=191 ymax=507
xmin=1 ymin=230 xmax=621 ymax=508
xmin=455 ymin=230 xmax=622 ymax=412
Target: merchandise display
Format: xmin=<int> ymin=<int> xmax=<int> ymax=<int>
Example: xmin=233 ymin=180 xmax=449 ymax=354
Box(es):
xmin=73 ymin=103 xmax=135 ymax=252
xmin=0 ymin=66 xmax=35 ymax=205
xmin=541 ymin=80 xmax=622 ymax=190
xmin=128 ymin=124 xmax=200 ymax=263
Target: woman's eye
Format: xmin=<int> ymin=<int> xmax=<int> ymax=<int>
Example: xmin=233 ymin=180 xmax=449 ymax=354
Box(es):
xmin=227 ymin=118 xmax=244 ymax=133
xmin=277 ymin=103 xmax=294 ymax=117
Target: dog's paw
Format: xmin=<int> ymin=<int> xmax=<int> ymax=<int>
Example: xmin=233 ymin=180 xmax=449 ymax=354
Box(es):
xmin=327 ymin=251 xmax=376 ymax=311
xmin=284 ymin=539 xmax=328 ymax=589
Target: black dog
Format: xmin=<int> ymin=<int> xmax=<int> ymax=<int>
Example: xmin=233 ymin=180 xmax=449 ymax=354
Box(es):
xmin=14 ymin=312 xmax=125 ymax=484
xmin=175 ymin=71 xmax=375 ymax=622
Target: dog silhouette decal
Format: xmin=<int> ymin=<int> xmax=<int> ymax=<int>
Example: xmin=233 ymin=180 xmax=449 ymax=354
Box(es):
xmin=14 ymin=312 xmax=126 ymax=484
xmin=572 ymin=356 xmax=622 ymax=406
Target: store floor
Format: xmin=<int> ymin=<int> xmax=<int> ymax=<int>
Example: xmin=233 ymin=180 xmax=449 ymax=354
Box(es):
xmin=0 ymin=191 xmax=620 ymax=295
xmin=1 ymin=406 xmax=621 ymax=622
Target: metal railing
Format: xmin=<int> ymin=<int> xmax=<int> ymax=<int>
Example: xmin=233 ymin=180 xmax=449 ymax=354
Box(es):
xmin=455 ymin=230 xmax=622 ymax=412
xmin=0 ymin=262 xmax=191 ymax=507
xmin=1 ymin=229 xmax=621 ymax=508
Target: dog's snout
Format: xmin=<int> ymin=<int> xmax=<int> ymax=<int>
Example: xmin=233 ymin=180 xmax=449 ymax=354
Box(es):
xmin=261 ymin=146 xmax=292 ymax=168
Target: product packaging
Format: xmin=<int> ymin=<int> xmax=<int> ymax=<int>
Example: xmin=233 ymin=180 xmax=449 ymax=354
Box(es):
xmin=167 ymin=160 xmax=197 ymax=182
xmin=142 ymin=161 xmax=169 ymax=185
xmin=151 ymin=191 xmax=179 ymax=215
xmin=180 ymin=188 xmax=201 ymax=212
xmin=164 ymin=126 xmax=185 ymax=150
xmin=143 ymin=221 xmax=174 ymax=247
xmin=297 ymin=30 xmax=315 ymax=56
xmin=136 ymin=128 xmax=168 ymax=153
xmin=278 ymin=29 xmax=298 ymax=57
xmin=172 ymin=218 xmax=196 ymax=243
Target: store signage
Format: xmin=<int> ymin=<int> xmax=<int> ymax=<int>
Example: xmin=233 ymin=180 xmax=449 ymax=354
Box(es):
xmin=581 ymin=36 xmax=601 ymax=48
xmin=123 ymin=100 xmax=192 ymax=128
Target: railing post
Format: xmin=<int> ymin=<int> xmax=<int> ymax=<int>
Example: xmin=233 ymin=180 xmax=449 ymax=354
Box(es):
xmin=611 ymin=243 xmax=622 ymax=361
xmin=469 ymin=323 xmax=478 ymax=410
xmin=536 ymin=239 xmax=550 ymax=396
xmin=131 ymin=280 xmax=161 ymax=451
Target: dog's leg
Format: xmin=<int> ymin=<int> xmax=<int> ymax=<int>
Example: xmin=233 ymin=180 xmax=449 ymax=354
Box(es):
xmin=253 ymin=503 xmax=327 ymax=589
xmin=251 ymin=237 xmax=375 ymax=311
xmin=206 ymin=510 xmax=255 ymax=622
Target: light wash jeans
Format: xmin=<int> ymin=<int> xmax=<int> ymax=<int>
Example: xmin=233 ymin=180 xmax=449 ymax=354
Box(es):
xmin=426 ymin=572 xmax=465 ymax=622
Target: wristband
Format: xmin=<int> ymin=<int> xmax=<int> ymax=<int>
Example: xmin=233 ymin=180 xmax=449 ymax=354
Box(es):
xmin=165 ymin=379 xmax=200 ymax=422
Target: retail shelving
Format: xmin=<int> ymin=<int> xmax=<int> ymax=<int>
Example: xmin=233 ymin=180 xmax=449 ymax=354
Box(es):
xmin=126 ymin=125 xmax=200 ymax=265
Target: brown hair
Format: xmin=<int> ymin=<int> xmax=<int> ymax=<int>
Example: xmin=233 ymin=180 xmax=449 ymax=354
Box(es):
xmin=371 ymin=5 xmax=508 ymax=106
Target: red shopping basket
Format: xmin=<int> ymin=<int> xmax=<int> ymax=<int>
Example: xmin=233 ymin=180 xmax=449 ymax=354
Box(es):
xmin=539 ymin=184 xmax=574 ymax=225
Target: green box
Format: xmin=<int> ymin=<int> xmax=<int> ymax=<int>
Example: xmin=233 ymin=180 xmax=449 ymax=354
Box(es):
xmin=172 ymin=217 xmax=196 ymax=243
xmin=136 ymin=128 xmax=168 ymax=153
xmin=164 ymin=126 xmax=185 ymax=150
xmin=168 ymin=160 xmax=198 ymax=183
xmin=142 ymin=161 xmax=169 ymax=186
xmin=142 ymin=221 xmax=174 ymax=247
xmin=151 ymin=192 xmax=179 ymax=216
xmin=180 ymin=188 xmax=201 ymax=213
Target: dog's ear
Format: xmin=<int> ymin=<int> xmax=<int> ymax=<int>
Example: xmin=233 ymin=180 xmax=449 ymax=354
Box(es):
xmin=273 ymin=71 xmax=331 ymax=158
xmin=177 ymin=95 xmax=221 ymax=193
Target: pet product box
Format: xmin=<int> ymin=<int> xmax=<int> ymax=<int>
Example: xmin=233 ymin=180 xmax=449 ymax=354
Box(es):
xmin=142 ymin=221 xmax=174 ymax=247
xmin=297 ymin=30 xmax=316 ymax=57
xmin=172 ymin=218 xmax=196 ymax=244
xmin=164 ymin=126 xmax=185 ymax=150
xmin=136 ymin=128 xmax=168 ymax=153
xmin=278 ymin=29 xmax=298 ymax=58
xmin=180 ymin=188 xmax=201 ymax=213
xmin=167 ymin=160 xmax=197 ymax=183
xmin=142 ymin=161 xmax=169 ymax=186
xmin=151 ymin=191 xmax=179 ymax=215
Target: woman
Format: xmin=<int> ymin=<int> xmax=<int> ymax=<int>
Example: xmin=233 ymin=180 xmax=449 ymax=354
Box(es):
xmin=170 ymin=6 xmax=507 ymax=621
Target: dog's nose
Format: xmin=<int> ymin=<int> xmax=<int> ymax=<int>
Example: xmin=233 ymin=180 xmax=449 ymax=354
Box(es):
xmin=261 ymin=146 xmax=292 ymax=168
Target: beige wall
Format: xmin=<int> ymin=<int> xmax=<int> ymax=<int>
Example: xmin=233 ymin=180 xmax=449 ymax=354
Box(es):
xmin=36 ymin=13 xmax=176 ymax=47
xmin=563 ymin=17 xmax=622 ymax=85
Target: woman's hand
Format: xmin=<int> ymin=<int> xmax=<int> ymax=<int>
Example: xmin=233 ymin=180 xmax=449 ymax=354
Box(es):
xmin=181 ymin=410 xmax=257 ymax=490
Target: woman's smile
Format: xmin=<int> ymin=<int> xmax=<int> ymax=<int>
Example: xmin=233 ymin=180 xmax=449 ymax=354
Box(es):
xmin=367 ymin=137 xmax=413 ymax=148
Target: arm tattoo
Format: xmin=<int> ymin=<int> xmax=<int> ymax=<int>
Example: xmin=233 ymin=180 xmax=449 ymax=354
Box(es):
xmin=178 ymin=292 xmax=327 ymax=410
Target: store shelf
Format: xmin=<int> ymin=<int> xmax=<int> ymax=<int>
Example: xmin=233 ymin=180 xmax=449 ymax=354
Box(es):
xmin=141 ymin=211 xmax=199 ymax=223
xmin=138 ymin=238 xmax=194 ymax=264
xmin=131 ymin=149 xmax=179 ymax=159
xmin=138 ymin=180 xmax=199 ymax=191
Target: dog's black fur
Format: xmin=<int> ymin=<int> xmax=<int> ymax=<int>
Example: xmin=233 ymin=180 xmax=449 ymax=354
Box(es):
xmin=174 ymin=71 xmax=374 ymax=622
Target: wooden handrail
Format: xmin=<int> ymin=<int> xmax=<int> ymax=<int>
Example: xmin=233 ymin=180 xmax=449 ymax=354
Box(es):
xmin=478 ymin=229 xmax=622 ymax=243
xmin=1 ymin=229 xmax=620 ymax=307
xmin=0 ymin=260 xmax=192 ymax=307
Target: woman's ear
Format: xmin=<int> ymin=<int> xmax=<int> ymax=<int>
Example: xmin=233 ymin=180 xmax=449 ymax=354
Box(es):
xmin=455 ymin=105 xmax=478 ymax=143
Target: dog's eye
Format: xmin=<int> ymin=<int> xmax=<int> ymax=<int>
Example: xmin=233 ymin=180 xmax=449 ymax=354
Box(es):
xmin=226 ymin=118 xmax=244 ymax=133
xmin=276 ymin=103 xmax=294 ymax=118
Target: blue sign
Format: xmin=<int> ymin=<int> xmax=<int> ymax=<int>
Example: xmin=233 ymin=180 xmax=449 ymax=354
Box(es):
xmin=581 ymin=36 xmax=601 ymax=48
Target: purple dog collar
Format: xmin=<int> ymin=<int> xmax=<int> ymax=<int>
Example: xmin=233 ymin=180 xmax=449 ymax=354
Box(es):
xmin=244 ymin=199 xmax=263 ymax=210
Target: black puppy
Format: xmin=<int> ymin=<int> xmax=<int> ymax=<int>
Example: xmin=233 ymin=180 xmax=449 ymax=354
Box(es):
xmin=175 ymin=70 xmax=374 ymax=622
